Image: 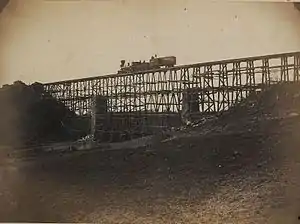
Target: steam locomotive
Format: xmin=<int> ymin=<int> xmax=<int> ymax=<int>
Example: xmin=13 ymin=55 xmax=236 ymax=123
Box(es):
xmin=117 ymin=55 xmax=177 ymax=74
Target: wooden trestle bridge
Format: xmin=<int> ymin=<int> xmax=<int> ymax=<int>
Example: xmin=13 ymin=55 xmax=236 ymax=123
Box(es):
xmin=43 ymin=51 xmax=300 ymax=142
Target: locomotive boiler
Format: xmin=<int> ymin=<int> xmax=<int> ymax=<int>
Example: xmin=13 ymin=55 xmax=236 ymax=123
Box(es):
xmin=117 ymin=55 xmax=177 ymax=74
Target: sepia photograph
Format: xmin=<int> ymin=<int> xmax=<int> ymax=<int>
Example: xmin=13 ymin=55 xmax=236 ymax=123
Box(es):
xmin=0 ymin=0 xmax=300 ymax=223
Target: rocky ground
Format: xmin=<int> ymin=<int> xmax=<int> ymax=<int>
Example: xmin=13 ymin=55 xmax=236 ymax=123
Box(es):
xmin=1 ymin=83 xmax=300 ymax=223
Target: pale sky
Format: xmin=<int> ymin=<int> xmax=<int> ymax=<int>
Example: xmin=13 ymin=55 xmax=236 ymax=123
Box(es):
xmin=0 ymin=0 xmax=300 ymax=85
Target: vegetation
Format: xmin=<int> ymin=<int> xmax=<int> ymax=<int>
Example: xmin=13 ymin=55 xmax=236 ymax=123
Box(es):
xmin=0 ymin=81 xmax=89 ymax=147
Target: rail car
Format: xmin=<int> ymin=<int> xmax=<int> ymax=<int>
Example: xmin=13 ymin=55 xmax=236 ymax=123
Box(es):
xmin=117 ymin=55 xmax=176 ymax=74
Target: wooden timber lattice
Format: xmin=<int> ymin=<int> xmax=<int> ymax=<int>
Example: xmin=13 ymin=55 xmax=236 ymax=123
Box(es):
xmin=43 ymin=51 xmax=300 ymax=141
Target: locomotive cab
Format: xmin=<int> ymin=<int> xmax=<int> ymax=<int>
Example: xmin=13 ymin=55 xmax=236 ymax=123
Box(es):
xmin=149 ymin=56 xmax=176 ymax=68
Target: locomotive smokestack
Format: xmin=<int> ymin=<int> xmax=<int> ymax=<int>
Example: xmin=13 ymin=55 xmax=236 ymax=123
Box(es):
xmin=120 ymin=60 xmax=125 ymax=68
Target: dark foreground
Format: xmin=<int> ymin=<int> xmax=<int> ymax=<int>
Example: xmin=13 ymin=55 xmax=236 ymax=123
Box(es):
xmin=0 ymin=127 xmax=300 ymax=223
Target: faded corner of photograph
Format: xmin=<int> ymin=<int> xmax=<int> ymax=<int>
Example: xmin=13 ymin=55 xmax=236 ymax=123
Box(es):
xmin=0 ymin=0 xmax=300 ymax=223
